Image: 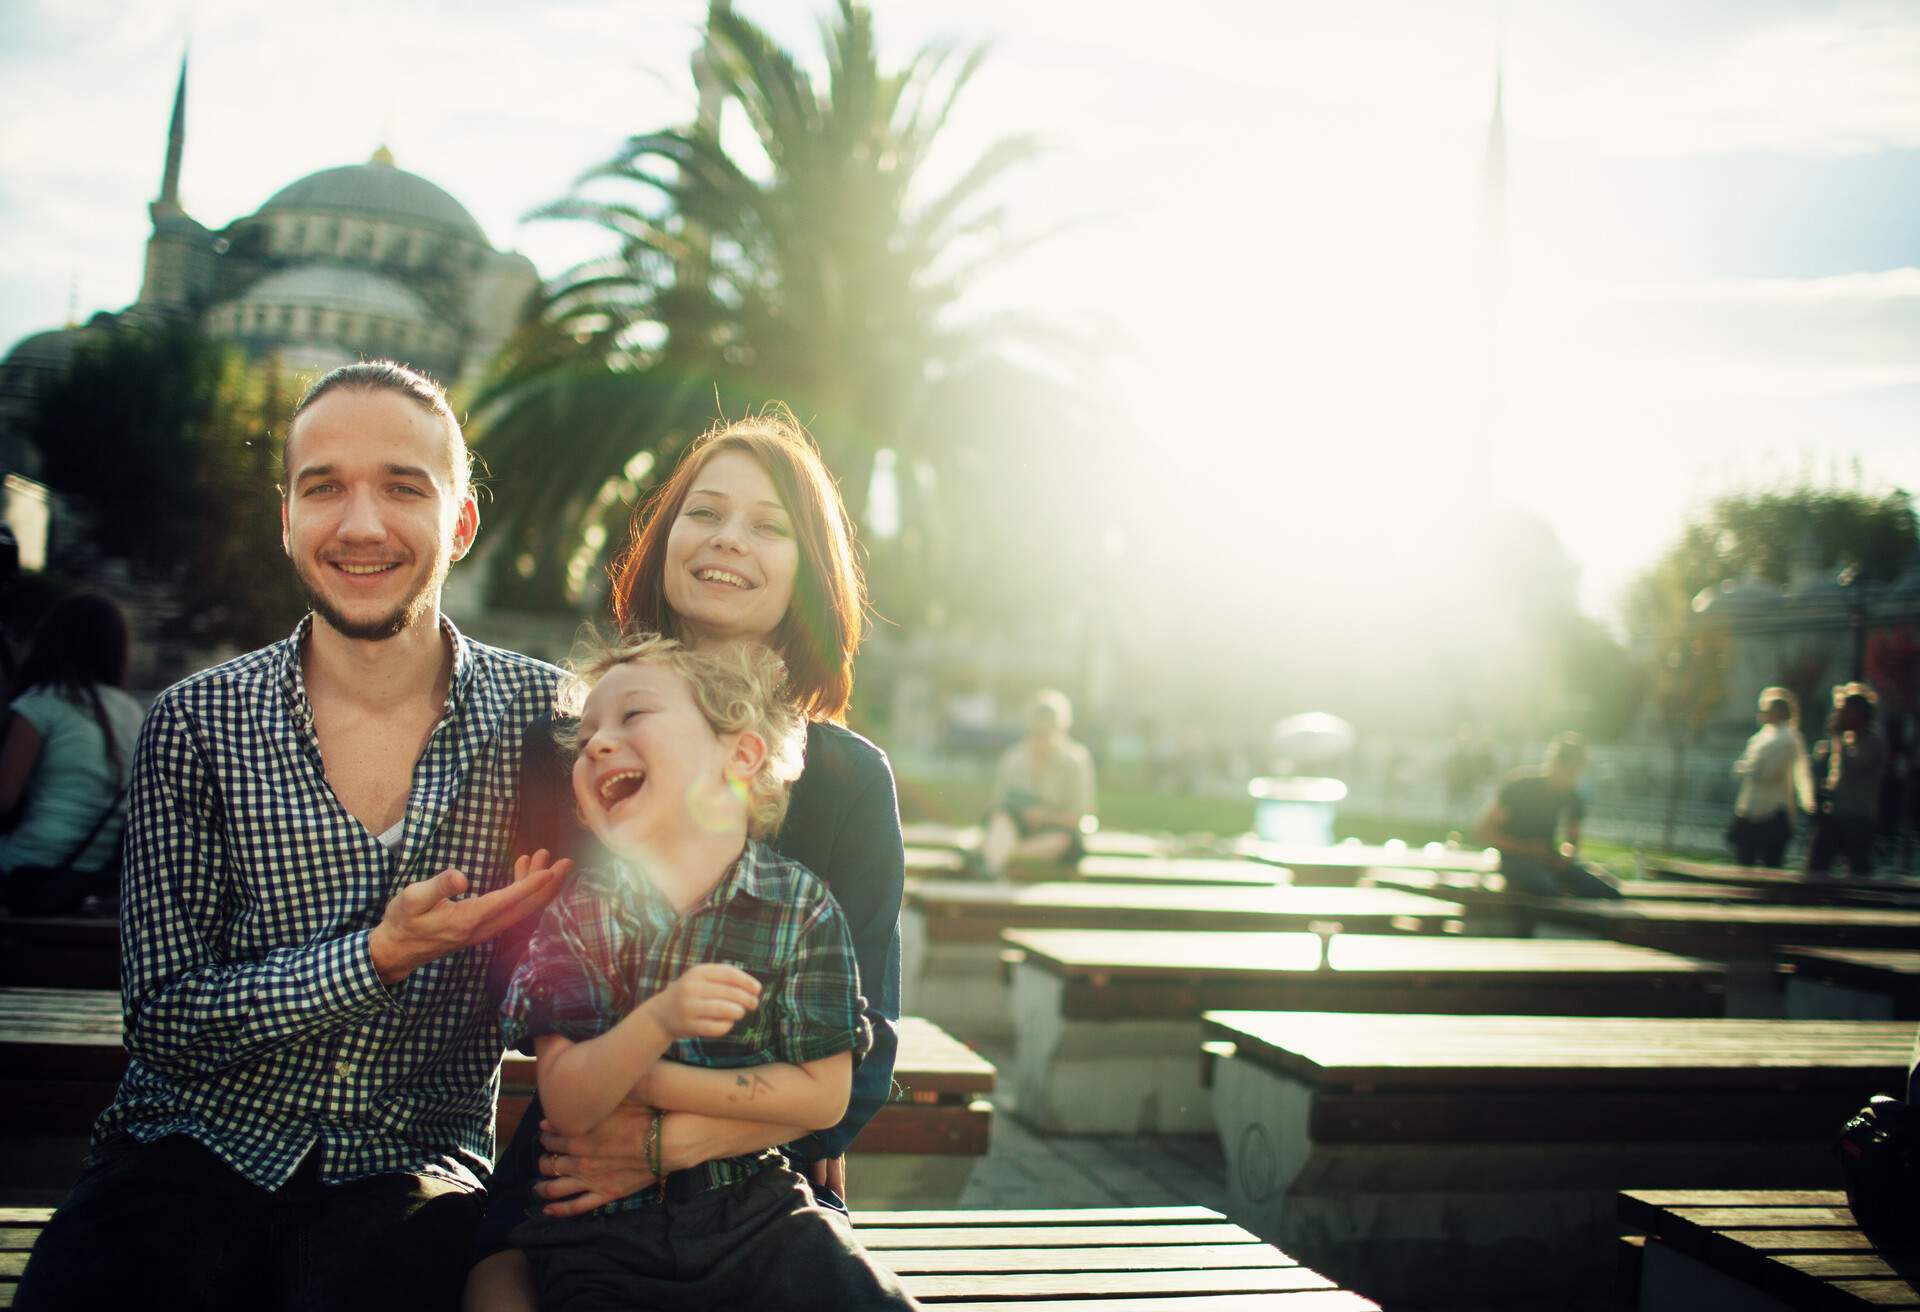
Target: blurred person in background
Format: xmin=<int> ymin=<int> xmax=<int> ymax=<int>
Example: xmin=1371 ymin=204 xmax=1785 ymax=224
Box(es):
xmin=1475 ymin=732 xmax=1621 ymax=899
xmin=0 ymin=593 xmax=145 ymax=915
xmin=978 ymin=689 xmax=1095 ymax=877
xmin=1808 ymin=683 xmax=1889 ymax=878
xmin=1727 ymin=686 xmax=1814 ymax=869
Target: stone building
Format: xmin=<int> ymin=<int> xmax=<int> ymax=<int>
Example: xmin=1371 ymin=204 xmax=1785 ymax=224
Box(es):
xmin=0 ymin=55 xmax=538 ymax=461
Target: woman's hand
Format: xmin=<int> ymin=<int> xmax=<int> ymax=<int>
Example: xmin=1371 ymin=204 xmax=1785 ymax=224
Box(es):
xmin=535 ymin=1108 xmax=656 ymax=1217
xmin=808 ymin=1155 xmax=847 ymax=1203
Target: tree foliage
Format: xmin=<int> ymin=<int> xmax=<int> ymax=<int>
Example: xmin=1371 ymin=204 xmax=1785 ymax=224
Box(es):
xmin=28 ymin=320 xmax=303 ymax=650
xmin=472 ymin=0 xmax=1054 ymax=615
xmin=1626 ymin=485 xmax=1918 ymax=636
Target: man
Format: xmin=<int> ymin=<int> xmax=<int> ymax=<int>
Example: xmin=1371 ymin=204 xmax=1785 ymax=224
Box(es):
xmin=1475 ymin=732 xmax=1621 ymax=899
xmin=1807 ymin=683 xmax=1889 ymax=878
xmin=17 ymin=362 xmax=566 ymax=1310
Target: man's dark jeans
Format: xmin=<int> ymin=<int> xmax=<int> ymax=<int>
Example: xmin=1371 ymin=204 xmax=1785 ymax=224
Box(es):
xmin=1807 ymin=812 xmax=1877 ymax=877
xmin=15 ymin=1134 xmax=481 ymax=1311
xmin=1498 ymin=855 xmax=1623 ymax=900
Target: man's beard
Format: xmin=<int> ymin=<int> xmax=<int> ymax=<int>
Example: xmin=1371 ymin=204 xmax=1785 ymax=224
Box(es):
xmin=293 ymin=555 xmax=444 ymax=642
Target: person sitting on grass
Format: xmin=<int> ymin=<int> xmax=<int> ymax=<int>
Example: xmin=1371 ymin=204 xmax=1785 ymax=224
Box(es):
xmin=977 ymin=688 xmax=1095 ymax=877
xmin=499 ymin=633 xmax=919 ymax=1310
xmin=1475 ymin=732 xmax=1621 ymax=900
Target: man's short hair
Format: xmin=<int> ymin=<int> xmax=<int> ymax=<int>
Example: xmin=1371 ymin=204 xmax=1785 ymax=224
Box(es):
xmin=1546 ymin=731 xmax=1586 ymax=771
xmin=556 ymin=631 xmax=806 ymax=840
xmin=283 ymin=360 xmax=472 ymax=497
xmin=1758 ymin=686 xmax=1799 ymax=722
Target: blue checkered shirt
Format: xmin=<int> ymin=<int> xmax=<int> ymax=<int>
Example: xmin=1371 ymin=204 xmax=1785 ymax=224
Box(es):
xmin=95 ymin=615 xmax=562 ymax=1192
xmin=500 ymin=841 xmax=870 ymax=1211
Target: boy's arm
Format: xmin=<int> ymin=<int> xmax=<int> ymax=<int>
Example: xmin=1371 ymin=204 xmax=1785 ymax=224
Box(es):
xmin=531 ymin=961 xmax=763 ymax=1135
xmin=641 ymin=1051 xmax=853 ymax=1131
xmin=534 ymin=1016 xmax=675 ymax=1136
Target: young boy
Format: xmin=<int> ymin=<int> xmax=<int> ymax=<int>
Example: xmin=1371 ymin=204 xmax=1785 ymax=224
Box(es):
xmin=499 ymin=634 xmax=919 ymax=1310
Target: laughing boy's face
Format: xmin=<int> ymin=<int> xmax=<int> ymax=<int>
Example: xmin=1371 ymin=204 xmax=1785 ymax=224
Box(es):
xmin=571 ymin=662 xmax=736 ymax=852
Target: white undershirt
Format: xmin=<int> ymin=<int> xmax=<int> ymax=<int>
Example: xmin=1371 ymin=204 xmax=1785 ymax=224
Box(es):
xmin=375 ymin=820 xmax=404 ymax=850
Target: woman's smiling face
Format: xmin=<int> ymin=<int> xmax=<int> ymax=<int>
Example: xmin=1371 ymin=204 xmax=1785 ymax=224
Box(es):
xmin=662 ymin=450 xmax=801 ymax=650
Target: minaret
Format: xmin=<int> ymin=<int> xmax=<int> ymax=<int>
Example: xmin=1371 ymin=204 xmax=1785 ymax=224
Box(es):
xmin=136 ymin=51 xmax=213 ymax=315
xmin=1481 ymin=56 xmax=1506 ymax=276
xmin=154 ymin=54 xmax=187 ymax=216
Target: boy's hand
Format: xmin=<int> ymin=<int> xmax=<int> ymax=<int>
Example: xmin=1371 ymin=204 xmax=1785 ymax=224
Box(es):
xmin=368 ymin=849 xmax=571 ymax=985
xmin=643 ymin=963 xmax=761 ymax=1039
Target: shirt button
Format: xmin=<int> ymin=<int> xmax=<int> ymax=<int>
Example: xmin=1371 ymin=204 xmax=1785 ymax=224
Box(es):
xmin=334 ymin=1060 xmax=355 ymax=1079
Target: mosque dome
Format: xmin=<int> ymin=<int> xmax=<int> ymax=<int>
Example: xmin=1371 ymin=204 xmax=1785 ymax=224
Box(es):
xmin=260 ymin=151 xmax=486 ymax=243
xmin=236 ymin=266 xmax=433 ymax=322
xmin=3 ymin=326 xmax=88 ymax=374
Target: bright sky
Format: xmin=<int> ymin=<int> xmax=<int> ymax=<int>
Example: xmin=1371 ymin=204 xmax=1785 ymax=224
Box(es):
xmin=4 ymin=0 xmax=1918 ymax=626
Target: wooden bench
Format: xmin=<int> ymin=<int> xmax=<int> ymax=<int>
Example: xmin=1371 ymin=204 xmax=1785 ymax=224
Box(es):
xmin=1526 ymin=901 xmax=1920 ymax=1016
xmin=0 ymin=1203 xmax=1382 ymax=1309
xmin=1003 ymin=929 xmax=1725 ymax=1133
xmin=902 ymin=880 xmax=1465 ymax=1042
xmin=1233 ymin=837 xmax=1499 ymax=887
xmin=0 ymin=991 xmax=997 ymax=1209
xmin=1779 ymin=947 xmax=1920 ymax=1021
xmin=1648 ymin=859 xmax=1920 ymax=908
xmin=1066 ymin=856 xmax=1285 ymax=888
xmin=1622 ymin=1189 xmax=1919 ymax=1311
xmin=0 ymin=915 xmax=117 ymax=990
xmin=1201 ymin=1009 xmax=1914 ymax=1306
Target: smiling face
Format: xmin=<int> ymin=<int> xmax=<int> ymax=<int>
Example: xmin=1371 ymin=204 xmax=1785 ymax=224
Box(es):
xmin=662 ymin=450 xmax=800 ymax=650
xmin=280 ymin=388 xmax=477 ymax=642
xmin=571 ymin=660 xmax=747 ymax=853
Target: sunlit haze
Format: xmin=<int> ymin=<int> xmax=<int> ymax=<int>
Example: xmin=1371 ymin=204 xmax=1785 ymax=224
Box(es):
xmin=5 ymin=0 xmax=1918 ymax=631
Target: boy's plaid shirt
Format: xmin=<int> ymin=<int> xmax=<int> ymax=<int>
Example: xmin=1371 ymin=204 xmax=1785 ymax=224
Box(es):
xmin=95 ymin=615 xmax=562 ymax=1193
xmin=500 ymin=840 xmax=870 ymax=1211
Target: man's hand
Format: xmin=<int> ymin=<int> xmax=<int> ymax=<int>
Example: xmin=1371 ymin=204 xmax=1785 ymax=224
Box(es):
xmin=535 ymin=1108 xmax=655 ymax=1217
xmin=368 ymin=849 xmax=570 ymax=985
xmin=641 ymin=963 xmax=761 ymax=1039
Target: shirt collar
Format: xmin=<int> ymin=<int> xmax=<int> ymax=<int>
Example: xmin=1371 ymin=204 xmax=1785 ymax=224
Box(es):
xmin=276 ymin=612 xmax=478 ymax=727
xmin=605 ymin=839 xmax=775 ymax=918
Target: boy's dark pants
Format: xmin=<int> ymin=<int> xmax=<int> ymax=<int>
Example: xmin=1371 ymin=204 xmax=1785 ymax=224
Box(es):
xmin=511 ymin=1165 xmax=921 ymax=1310
xmin=15 ymin=1133 xmax=481 ymax=1312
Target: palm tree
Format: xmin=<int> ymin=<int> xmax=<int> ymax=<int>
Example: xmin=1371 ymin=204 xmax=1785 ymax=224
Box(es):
xmin=474 ymin=0 xmax=1049 ymax=609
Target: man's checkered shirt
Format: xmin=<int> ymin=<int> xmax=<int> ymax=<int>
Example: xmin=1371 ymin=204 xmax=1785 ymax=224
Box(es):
xmin=95 ymin=616 xmax=562 ymax=1193
xmin=500 ymin=840 xmax=870 ymax=1212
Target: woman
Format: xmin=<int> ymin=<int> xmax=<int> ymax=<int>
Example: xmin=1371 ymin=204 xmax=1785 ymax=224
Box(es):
xmin=1729 ymin=686 xmax=1813 ymax=869
xmin=978 ymin=689 xmax=1095 ymax=877
xmin=466 ymin=411 xmax=905 ymax=1310
xmin=1 ymin=594 xmax=145 ymax=915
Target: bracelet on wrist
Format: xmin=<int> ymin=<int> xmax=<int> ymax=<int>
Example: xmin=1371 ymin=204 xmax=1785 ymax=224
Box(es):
xmin=646 ymin=1107 xmax=666 ymax=1202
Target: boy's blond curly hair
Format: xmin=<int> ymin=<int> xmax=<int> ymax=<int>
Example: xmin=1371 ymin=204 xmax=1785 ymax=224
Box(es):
xmin=557 ymin=631 xmax=807 ymax=840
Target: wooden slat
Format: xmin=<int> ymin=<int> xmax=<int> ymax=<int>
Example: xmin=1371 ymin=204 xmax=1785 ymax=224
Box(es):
xmin=1206 ymin=1011 xmax=1914 ymax=1090
xmin=932 ymin=1296 xmax=1378 ymax=1312
xmin=856 ymin=1223 xmax=1257 ymax=1249
xmin=899 ymin=1266 xmax=1334 ymax=1300
xmin=1006 ymin=928 xmax=1720 ymax=978
xmin=879 ymin=1244 xmax=1285 ymax=1274
xmin=1233 ymin=838 xmax=1497 ymax=874
xmin=854 ymin=1207 xmax=1225 ymax=1227
xmin=908 ymin=880 xmax=1463 ymax=940
xmin=1072 ymin=857 xmax=1281 ymax=888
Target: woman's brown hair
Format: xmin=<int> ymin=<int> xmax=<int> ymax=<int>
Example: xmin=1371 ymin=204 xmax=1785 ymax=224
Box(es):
xmin=609 ymin=408 xmax=868 ymax=722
